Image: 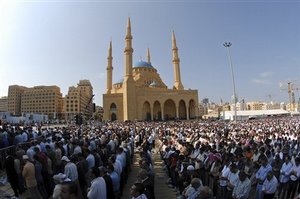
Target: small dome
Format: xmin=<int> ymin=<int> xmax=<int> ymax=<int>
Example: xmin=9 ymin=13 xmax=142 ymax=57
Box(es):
xmin=134 ymin=60 xmax=153 ymax=68
xmin=149 ymin=81 xmax=159 ymax=87
xmin=115 ymin=78 xmax=123 ymax=84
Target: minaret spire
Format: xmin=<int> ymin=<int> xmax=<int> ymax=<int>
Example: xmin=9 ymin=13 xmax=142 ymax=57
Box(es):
xmin=106 ymin=40 xmax=113 ymax=94
xmin=126 ymin=17 xmax=132 ymax=40
xmin=172 ymin=31 xmax=184 ymax=90
xmin=172 ymin=31 xmax=177 ymax=49
xmin=124 ymin=17 xmax=133 ymax=77
xmin=147 ymin=48 xmax=151 ymax=64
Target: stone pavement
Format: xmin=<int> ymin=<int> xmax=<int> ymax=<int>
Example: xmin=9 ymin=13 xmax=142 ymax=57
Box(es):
xmin=122 ymin=151 xmax=177 ymax=199
xmin=0 ymin=171 xmax=30 ymax=199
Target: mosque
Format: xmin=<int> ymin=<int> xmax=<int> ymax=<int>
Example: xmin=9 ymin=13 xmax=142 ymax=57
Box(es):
xmin=103 ymin=18 xmax=199 ymax=121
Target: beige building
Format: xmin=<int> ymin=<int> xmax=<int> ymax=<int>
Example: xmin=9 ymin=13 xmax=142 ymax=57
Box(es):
xmin=103 ymin=18 xmax=199 ymax=121
xmin=7 ymin=85 xmax=63 ymax=118
xmin=63 ymin=80 xmax=94 ymax=120
xmin=222 ymin=104 xmax=231 ymax=111
xmin=0 ymin=96 xmax=8 ymax=112
xmin=233 ymin=99 xmax=246 ymax=111
xmin=262 ymin=102 xmax=281 ymax=110
xmin=246 ymin=101 xmax=264 ymax=110
xmin=198 ymin=104 xmax=208 ymax=118
xmin=21 ymin=86 xmax=63 ymax=119
xmin=7 ymin=85 xmax=27 ymax=115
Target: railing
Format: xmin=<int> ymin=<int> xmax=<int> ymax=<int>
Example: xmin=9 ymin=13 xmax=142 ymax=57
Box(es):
xmin=0 ymin=136 xmax=43 ymax=170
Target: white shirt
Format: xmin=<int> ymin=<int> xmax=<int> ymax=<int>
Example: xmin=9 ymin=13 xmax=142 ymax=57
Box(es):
xmin=26 ymin=146 xmax=35 ymax=161
xmin=147 ymin=134 xmax=154 ymax=144
xmin=132 ymin=193 xmax=148 ymax=199
xmin=232 ymin=178 xmax=251 ymax=199
xmin=108 ymin=140 xmax=115 ymax=152
xmin=114 ymin=159 xmax=123 ymax=177
xmin=226 ymin=171 xmax=240 ymax=190
xmin=64 ymin=162 xmax=78 ymax=181
xmin=190 ymin=149 xmax=200 ymax=159
xmin=279 ymin=161 xmax=293 ymax=183
xmin=73 ymin=145 xmax=82 ymax=155
xmin=22 ymin=132 xmax=28 ymax=142
xmin=87 ymin=177 xmax=107 ymax=199
xmin=116 ymin=152 xmax=126 ymax=168
xmin=290 ymin=164 xmax=300 ymax=181
xmin=262 ymin=176 xmax=278 ymax=194
xmin=220 ymin=165 xmax=231 ymax=187
xmin=86 ymin=154 xmax=95 ymax=170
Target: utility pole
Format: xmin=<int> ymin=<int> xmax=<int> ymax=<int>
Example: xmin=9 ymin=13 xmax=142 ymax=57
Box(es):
xmin=223 ymin=42 xmax=237 ymax=122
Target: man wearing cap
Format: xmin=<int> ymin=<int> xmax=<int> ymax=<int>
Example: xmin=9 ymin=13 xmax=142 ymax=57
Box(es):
xmin=62 ymin=156 xmax=78 ymax=182
xmin=22 ymin=155 xmax=42 ymax=199
xmin=52 ymin=173 xmax=69 ymax=199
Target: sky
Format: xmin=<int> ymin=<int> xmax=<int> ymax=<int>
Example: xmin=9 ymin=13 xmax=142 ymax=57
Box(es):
xmin=0 ymin=0 xmax=300 ymax=106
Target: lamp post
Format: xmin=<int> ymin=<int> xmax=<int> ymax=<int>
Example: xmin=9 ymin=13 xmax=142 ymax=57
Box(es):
xmin=223 ymin=42 xmax=237 ymax=122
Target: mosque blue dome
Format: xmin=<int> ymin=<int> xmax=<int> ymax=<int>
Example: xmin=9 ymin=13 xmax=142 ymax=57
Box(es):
xmin=134 ymin=60 xmax=153 ymax=68
xmin=115 ymin=78 xmax=123 ymax=83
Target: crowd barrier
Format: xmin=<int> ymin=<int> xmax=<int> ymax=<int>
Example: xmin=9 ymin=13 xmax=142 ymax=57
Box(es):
xmin=0 ymin=136 xmax=43 ymax=170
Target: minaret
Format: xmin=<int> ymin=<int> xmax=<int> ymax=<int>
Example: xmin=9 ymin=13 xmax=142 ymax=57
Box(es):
xmin=124 ymin=17 xmax=133 ymax=77
xmin=123 ymin=17 xmax=136 ymax=121
xmin=172 ymin=31 xmax=184 ymax=90
xmin=106 ymin=41 xmax=113 ymax=94
xmin=147 ymin=48 xmax=151 ymax=64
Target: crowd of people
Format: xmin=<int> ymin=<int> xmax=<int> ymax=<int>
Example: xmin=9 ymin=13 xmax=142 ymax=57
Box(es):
xmin=1 ymin=122 xmax=142 ymax=199
xmin=157 ymin=117 xmax=300 ymax=199
xmin=1 ymin=117 xmax=300 ymax=199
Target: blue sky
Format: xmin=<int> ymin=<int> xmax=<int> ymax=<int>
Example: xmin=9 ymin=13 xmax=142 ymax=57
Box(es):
xmin=0 ymin=0 xmax=299 ymax=106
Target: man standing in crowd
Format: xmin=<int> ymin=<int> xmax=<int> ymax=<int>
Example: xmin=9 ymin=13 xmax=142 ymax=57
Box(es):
xmin=232 ymin=171 xmax=251 ymax=199
xmin=87 ymin=167 xmax=107 ymax=199
xmin=262 ymin=171 xmax=278 ymax=199
xmin=130 ymin=183 xmax=148 ymax=199
xmin=255 ymin=156 xmax=272 ymax=199
xmin=22 ymin=155 xmax=42 ymax=199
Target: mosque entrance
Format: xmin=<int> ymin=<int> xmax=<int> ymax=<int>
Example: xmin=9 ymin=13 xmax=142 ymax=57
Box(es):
xmin=110 ymin=103 xmax=117 ymax=121
xmin=111 ymin=113 xmax=117 ymax=121
xmin=153 ymin=101 xmax=162 ymax=121
xmin=164 ymin=99 xmax=176 ymax=120
xmin=179 ymin=100 xmax=187 ymax=120
xmin=142 ymin=101 xmax=151 ymax=121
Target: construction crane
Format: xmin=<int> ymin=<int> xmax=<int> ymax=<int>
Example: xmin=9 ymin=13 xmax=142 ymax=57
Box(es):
xmin=280 ymin=81 xmax=300 ymax=111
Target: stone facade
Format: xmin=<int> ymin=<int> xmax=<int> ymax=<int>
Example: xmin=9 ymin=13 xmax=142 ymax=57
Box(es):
xmin=63 ymin=80 xmax=94 ymax=120
xmin=7 ymin=85 xmax=63 ymax=118
xmin=0 ymin=96 xmax=8 ymax=112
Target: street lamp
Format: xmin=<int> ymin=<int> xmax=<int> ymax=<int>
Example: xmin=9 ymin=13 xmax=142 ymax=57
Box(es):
xmin=223 ymin=42 xmax=237 ymax=122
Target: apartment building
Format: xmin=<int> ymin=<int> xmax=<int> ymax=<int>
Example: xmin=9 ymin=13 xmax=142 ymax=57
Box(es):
xmin=21 ymin=86 xmax=63 ymax=119
xmin=63 ymin=80 xmax=94 ymax=120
